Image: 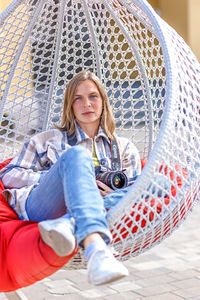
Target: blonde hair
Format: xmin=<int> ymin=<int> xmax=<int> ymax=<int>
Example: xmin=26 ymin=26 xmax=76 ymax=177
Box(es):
xmin=57 ymin=70 xmax=115 ymax=139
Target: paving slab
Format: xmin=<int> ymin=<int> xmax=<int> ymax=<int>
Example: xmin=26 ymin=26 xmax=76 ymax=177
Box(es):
xmin=1 ymin=202 xmax=200 ymax=299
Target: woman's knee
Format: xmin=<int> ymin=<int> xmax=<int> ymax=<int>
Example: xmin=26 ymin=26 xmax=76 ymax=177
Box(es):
xmin=60 ymin=146 xmax=91 ymax=163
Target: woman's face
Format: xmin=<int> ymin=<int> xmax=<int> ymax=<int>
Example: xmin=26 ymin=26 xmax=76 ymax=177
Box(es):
xmin=72 ymin=80 xmax=103 ymax=132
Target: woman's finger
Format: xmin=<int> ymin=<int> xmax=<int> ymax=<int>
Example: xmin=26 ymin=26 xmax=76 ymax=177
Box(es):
xmin=96 ymin=180 xmax=114 ymax=195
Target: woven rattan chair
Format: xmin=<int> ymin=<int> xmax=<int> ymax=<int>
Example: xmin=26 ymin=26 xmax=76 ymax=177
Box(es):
xmin=0 ymin=0 xmax=200 ymax=269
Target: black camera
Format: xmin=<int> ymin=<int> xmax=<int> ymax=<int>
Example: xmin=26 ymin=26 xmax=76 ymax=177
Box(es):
xmin=96 ymin=171 xmax=128 ymax=190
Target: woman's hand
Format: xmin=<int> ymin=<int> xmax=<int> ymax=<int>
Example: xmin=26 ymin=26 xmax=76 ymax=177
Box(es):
xmin=96 ymin=180 xmax=114 ymax=196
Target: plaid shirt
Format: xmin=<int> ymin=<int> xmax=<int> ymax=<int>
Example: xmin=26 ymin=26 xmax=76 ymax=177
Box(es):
xmin=0 ymin=123 xmax=141 ymax=219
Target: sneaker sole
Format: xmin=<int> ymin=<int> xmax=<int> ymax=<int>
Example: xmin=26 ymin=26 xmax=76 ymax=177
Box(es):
xmin=91 ymin=271 xmax=128 ymax=286
xmin=39 ymin=223 xmax=75 ymax=256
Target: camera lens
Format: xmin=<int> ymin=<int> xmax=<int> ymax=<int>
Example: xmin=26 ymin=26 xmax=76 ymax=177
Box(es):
xmin=112 ymin=172 xmax=127 ymax=189
xmin=96 ymin=171 xmax=128 ymax=190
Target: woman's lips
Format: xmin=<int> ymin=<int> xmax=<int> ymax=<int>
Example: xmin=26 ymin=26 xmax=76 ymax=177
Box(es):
xmin=82 ymin=111 xmax=94 ymax=115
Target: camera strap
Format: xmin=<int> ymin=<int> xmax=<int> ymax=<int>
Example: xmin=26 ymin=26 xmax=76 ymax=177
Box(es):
xmin=67 ymin=132 xmax=121 ymax=171
xmin=110 ymin=138 xmax=121 ymax=171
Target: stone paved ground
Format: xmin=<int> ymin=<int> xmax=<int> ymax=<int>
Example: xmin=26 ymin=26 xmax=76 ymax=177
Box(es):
xmin=2 ymin=202 xmax=200 ymax=300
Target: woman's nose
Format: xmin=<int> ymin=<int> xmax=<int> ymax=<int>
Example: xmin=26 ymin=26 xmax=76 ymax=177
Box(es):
xmin=83 ymin=97 xmax=91 ymax=107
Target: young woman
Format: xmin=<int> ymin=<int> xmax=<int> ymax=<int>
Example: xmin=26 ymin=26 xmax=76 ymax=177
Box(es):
xmin=0 ymin=70 xmax=141 ymax=285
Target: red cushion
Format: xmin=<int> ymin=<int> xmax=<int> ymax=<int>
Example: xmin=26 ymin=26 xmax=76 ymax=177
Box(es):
xmin=0 ymin=159 xmax=77 ymax=292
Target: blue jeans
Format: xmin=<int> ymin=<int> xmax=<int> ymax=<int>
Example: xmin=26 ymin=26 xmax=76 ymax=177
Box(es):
xmin=25 ymin=146 xmax=113 ymax=246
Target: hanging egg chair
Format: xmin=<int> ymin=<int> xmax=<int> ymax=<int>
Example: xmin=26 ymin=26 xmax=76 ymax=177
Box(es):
xmin=0 ymin=0 xmax=200 ymax=269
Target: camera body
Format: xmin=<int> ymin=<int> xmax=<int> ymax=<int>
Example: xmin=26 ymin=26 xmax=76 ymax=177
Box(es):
xmin=96 ymin=170 xmax=128 ymax=190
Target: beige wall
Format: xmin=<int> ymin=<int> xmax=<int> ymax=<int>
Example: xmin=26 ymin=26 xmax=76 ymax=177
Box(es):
xmin=187 ymin=0 xmax=200 ymax=61
xmin=149 ymin=0 xmax=200 ymax=61
xmin=148 ymin=0 xmax=159 ymax=10
xmin=159 ymin=0 xmax=188 ymax=42
xmin=0 ymin=0 xmax=13 ymax=12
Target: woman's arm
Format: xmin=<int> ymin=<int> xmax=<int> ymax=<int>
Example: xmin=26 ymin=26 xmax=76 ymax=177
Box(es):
xmin=0 ymin=130 xmax=69 ymax=189
xmin=0 ymin=139 xmax=46 ymax=188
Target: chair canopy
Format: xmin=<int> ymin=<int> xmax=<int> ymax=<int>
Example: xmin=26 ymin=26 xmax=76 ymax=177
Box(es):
xmin=0 ymin=0 xmax=200 ymax=269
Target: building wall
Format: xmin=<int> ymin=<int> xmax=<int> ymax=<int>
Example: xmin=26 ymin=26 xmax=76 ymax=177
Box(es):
xmin=187 ymin=0 xmax=200 ymax=61
xmin=159 ymin=0 xmax=188 ymax=42
xmin=148 ymin=0 xmax=159 ymax=10
xmin=0 ymin=0 xmax=12 ymax=12
xmin=151 ymin=0 xmax=200 ymax=61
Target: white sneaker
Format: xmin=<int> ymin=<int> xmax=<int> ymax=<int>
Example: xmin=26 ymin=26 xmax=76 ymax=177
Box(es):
xmin=38 ymin=217 xmax=76 ymax=256
xmin=87 ymin=246 xmax=129 ymax=285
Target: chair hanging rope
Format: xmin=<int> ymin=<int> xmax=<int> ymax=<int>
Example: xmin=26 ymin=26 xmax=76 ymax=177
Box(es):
xmin=0 ymin=0 xmax=200 ymax=269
